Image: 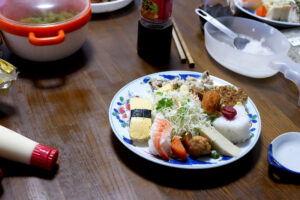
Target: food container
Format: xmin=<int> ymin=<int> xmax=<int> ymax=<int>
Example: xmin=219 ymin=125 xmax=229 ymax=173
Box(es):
xmin=0 ymin=0 xmax=91 ymax=62
xmin=203 ymin=16 xmax=290 ymax=79
xmin=203 ymin=16 xmax=300 ymax=106
xmin=268 ymin=132 xmax=300 ymax=174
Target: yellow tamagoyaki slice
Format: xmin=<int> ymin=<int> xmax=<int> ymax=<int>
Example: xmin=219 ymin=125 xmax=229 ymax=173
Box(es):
xmin=130 ymin=97 xmax=152 ymax=110
xmin=129 ymin=98 xmax=152 ymax=141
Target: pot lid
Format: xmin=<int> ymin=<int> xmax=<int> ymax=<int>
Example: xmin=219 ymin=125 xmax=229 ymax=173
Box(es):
xmin=0 ymin=0 xmax=91 ymax=36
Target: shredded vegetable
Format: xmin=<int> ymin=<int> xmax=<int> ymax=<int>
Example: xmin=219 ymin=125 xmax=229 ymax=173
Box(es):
xmin=152 ymin=83 xmax=211 ymax=137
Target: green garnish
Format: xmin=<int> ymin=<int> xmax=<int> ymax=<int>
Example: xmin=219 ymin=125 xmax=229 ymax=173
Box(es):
xmin=156 ymin=98 xmax=173 ymax=111
xmin=210 ymin=116 xmax=217 ymax=125
xmin=174 ymin=84 xmax=180 ymax=90
xmin=209 ymin=113 xmax=221 ymax=125
xmin=156 ymin=92 xmax=163 ymax=95
xmin=179 ymin=106 xmax=187 ymax=114
xmin=179 ymin=106 xmax=187 ymax=125
xmin=210 ymin=150 xmax=220 ymax=159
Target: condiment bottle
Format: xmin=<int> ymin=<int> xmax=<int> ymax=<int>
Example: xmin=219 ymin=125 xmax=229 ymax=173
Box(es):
xmin=137 ymin=0 xmax=173 ymax=63
xmin=0 ymin=125 xmax=58 ymax=171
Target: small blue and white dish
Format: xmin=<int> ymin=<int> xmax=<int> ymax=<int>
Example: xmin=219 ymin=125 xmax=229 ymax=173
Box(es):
xmin=268 ymin=132 xmax=300 ymax=174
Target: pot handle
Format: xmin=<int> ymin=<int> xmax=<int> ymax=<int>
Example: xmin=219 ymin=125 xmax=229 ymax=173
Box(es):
xmin=271 ymin=56 xmax=300 ymax=106
xmin=28 ymin=30 xmax=65 ymax=46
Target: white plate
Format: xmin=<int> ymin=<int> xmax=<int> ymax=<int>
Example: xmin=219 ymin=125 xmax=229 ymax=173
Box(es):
xmin=235 ymin=0 xmax=300 ymax=28
xmin=109 ymin=71 xmax=261 ymax=169
xmin=91 ymin=0 xmax=132 ymax=14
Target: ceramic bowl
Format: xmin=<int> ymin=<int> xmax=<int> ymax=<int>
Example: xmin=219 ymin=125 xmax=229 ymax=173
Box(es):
xmin=203 ymin=16 xmax=290 ymax=78
xmin=268 ymin=132 xmax=300 ymax=174
xmin=0 ymin=0 xmax=91 ymax=62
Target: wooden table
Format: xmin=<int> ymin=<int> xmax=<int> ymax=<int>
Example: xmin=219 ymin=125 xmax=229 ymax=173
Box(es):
xmin=1 ymin=0 xmax=300 ymax=199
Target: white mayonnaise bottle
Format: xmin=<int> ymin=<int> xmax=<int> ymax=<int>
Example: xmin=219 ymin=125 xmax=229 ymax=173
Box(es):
xmin=0 ymin=125 xmax=58 ymax=171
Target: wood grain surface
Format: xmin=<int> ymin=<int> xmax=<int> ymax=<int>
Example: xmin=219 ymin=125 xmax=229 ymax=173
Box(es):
xmin=0 ymin=0 xmax=300 ymax=199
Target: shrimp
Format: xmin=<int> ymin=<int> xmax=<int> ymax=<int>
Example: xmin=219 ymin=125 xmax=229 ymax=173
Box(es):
xmin=148 ymin=114 xmax=172 ymax=160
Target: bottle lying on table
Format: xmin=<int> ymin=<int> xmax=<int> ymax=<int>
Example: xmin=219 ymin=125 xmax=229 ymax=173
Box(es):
xmin=0 ymin=125 xmax=59 ymax=171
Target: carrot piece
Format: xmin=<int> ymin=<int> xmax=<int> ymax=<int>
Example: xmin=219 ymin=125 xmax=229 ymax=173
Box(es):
xmin=256 ymin=5 xmax=267 ymax=17
xmin=171 ymin=136 xmax=188 ymax=161
xmin=171 ymin=95 xmax=180 ymax=109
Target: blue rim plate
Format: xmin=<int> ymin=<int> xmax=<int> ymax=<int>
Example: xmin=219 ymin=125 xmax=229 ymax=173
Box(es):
xmin=268 ymin=132 xmax=300 ymax=174
xmin=109 ymin=71 xmax=261 ymax=169
xmin=235 ymin=0 xmax=300 ymax=28
xmin=91 ymin=0 xmax=132 ymax=14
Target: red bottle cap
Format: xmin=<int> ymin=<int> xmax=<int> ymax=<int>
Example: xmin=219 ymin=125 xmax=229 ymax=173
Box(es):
xmin=141 ymin=0 xmax=173 ymax=22
xmin=30 ymin=144 xmax=59 ymax=171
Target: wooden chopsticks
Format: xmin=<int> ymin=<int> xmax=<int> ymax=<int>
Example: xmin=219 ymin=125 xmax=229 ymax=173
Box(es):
xmin=172 ymin=28 xmax=186 ymax=63
xmin=172 ymin=19 xmax=195 ymax=68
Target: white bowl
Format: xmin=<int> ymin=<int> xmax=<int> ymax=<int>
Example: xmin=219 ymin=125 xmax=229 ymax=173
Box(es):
xmin=2 ymin=24 xmax=88 ymax=62
xmin=0 ymin=0 xmax=91 ymax=62
xmin=204 ymin=16 xmax=290 ymax=78
xmin=268 ymin=132 xmax=300 ymax=174
xmin=91 ymin=0 xmax=132 ymax=13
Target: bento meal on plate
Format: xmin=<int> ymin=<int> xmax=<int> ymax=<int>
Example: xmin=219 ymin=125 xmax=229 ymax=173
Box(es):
xmin=20 ymin=10 xmax=79 ymax=24
xmin=110 ymin=71 xmax=260 ymax=168
xmin=240 ymin=0 xmax=300 ymax=22
xmin=128 ymin=71 xmax=251 ymax=161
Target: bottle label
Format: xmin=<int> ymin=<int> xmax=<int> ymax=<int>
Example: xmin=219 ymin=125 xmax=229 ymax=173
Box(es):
xmin=141 ymin=0 xmax=173 ymax=21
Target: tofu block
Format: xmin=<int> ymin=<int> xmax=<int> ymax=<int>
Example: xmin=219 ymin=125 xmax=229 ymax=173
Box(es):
xmin=199 ymin=125 xmax=241 ymax=157
xmin=266 ymin=5 xmax=291 ymax=21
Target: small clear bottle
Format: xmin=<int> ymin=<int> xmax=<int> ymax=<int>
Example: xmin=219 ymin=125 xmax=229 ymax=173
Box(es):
xmin=137 ymin=0 xmax=174 ymax=63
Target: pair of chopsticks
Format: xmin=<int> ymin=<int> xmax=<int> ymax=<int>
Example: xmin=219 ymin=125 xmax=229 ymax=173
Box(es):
xmin=172 ymin=20 xmax=195 ymax=68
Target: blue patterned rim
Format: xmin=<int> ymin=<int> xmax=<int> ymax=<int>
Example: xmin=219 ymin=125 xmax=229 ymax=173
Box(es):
xmin=267 ymin=144 xmax=300 ymax=174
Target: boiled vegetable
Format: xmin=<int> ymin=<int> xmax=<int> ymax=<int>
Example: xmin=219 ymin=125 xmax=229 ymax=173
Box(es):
xmin=171 ymin=136 xmax=188 ymax=161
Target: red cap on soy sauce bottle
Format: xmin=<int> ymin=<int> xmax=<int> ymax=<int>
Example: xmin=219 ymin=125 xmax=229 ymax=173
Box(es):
xmin=137 ymin=0 xmax=174 ymax=63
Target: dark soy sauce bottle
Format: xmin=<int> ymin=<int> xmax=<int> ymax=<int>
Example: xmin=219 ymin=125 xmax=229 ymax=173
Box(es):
xmin=137 ymin=0 xmax=173 ymax=63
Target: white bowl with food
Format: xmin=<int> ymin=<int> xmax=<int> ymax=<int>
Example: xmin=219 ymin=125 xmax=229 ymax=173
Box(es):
xmin=0 ymin=0 xmax=91 ymax=62
xmin=203 ymin=16 xmax=291 ymax=79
